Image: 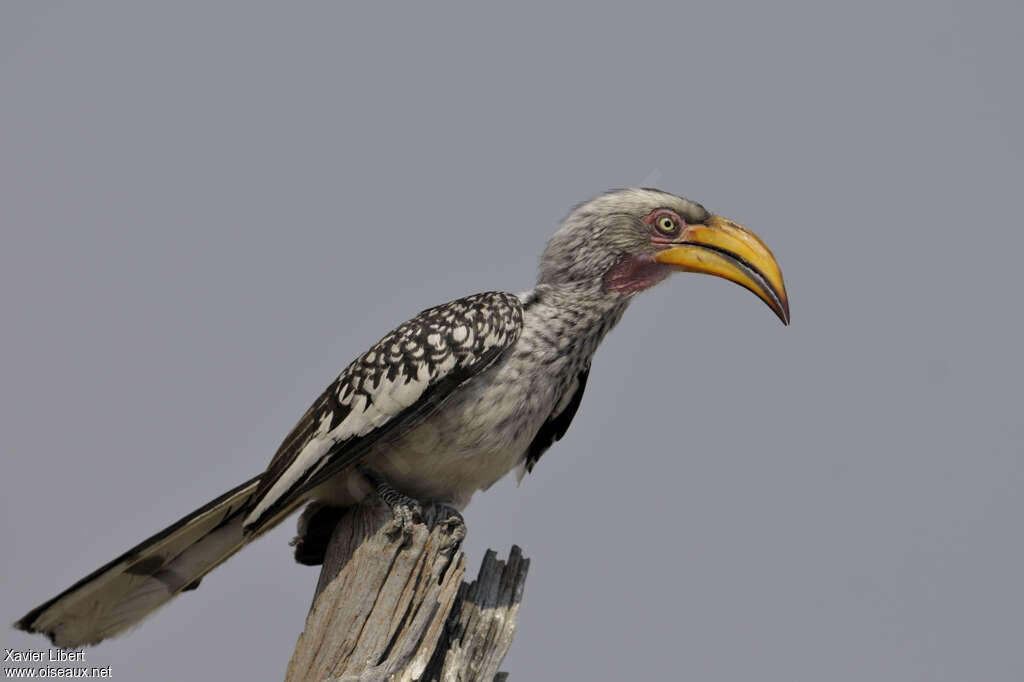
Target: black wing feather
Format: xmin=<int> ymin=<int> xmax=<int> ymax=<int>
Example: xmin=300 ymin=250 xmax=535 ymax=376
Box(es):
xmin=524 ymin=365 xmax=590 ymax=473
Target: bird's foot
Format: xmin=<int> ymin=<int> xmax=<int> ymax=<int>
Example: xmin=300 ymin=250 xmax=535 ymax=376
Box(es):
xmin=359 ymin=467 xmax=424 ymax=539
xmin=436 ymin=504 xmax=466 ymax=547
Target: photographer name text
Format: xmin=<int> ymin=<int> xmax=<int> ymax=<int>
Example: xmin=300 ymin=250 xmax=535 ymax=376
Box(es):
xmin=5 ymin=649 xmax=86 ymax=663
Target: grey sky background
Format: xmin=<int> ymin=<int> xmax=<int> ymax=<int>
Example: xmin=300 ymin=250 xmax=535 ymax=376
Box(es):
xmin=2 ymin=3 xmax=1022 ymax=681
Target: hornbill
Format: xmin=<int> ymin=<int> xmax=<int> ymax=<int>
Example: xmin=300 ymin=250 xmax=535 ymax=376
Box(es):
xmin=16 ymin=188 xmax=789 ymax=648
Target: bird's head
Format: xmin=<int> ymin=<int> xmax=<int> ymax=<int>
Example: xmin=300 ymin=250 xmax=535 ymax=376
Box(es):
xmin=539 ymin=188 xmax=790 ymax=324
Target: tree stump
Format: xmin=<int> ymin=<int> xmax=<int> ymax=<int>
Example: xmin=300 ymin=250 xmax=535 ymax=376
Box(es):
xmin=286 ymin=499 xmax=529 ymax=682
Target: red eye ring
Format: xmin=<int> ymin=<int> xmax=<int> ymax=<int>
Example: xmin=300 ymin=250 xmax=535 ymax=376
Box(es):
xmin=645 ymin=209 xmax=684 ymax=238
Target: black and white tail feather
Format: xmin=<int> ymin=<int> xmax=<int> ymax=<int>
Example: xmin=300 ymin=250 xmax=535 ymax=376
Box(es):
xmin=15 ymin=292 xmax=523 ymax=648
xmin=14 ymin=477 xmax=280 ymax=648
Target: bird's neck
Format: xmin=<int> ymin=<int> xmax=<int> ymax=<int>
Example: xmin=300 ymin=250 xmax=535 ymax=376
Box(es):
xmin=520 ymin=281 xmax=631 ymax=360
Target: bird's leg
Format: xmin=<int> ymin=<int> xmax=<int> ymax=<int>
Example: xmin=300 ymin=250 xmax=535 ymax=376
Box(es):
xmin=358 ymin=466 xmax=424 ymax=537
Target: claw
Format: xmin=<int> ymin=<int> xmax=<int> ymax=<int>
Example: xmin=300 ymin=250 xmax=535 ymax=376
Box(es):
xmin=437 ymin=505 xmax=466 ymax=547
xmin=359 ymin=467 xmax=425 ymax=540
xmin=388 ymin=498 xmax=423 ymax=537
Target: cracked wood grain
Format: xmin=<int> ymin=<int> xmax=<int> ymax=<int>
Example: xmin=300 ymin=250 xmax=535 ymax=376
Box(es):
xmin=286 ymin=499 xmax=528 ymax=682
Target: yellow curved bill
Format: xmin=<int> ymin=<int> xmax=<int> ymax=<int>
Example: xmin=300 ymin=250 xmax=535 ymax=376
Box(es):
xmin=654 ymin=215 xmax=790 ymax=325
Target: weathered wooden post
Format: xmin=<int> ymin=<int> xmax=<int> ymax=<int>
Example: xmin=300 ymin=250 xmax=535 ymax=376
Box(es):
xmin=286 ymin=498 xmax=528 ymax=682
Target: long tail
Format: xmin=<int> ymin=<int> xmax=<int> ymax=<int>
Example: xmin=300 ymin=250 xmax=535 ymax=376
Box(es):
xmin=15 ymin=475 xmax=299 ymax=649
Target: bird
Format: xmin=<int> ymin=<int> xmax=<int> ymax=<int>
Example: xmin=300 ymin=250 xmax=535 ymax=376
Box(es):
xmin=15 ymin=187 xmax=789 ymax=649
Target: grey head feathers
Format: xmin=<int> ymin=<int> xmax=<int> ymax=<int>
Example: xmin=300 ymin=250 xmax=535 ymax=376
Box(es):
xmin=537 ymin=188 xmax=710 ymax=288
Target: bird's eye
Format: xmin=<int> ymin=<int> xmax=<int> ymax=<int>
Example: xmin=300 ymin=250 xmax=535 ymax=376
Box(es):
xmin=655 ymin=215 xmax=679 ymax=235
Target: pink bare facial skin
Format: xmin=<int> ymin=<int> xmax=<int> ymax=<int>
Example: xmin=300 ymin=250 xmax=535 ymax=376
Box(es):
xmin=643 ymin=208 xmax=686 ymax=242
xmin=603 ymin=207 xmax=688 ymax=294
xmin=603 ymin=253 xmax=673 ymax=294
